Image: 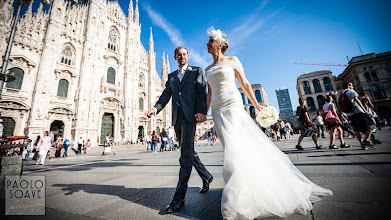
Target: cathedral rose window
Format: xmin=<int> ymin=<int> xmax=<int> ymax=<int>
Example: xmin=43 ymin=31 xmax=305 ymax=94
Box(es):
xmin=60 ymin=44 xmax=75 ymax=66
xmin=108 ymin=28 xmax=119 ymax=52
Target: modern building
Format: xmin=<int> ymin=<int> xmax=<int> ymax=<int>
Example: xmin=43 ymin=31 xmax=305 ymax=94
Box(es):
xmin=296 ymin=70 xmax=339 ymax=118
xmin=238 ymin=84 xmax=271 ymax=118
xmin=336 ymin=52 xmax=391 ymax=120
xmin=0 ymin=0 xmax=171 ymax=146
xmin=275 ymin=87 xmax=294 ymax=123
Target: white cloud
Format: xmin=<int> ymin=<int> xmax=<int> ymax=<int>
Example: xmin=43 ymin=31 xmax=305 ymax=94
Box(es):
xmin=144 ymin=5 xmax=209 ymax=68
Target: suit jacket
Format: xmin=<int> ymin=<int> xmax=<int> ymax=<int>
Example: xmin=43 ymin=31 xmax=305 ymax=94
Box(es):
xmin=154 ymin=65 xmax=207 ymax=125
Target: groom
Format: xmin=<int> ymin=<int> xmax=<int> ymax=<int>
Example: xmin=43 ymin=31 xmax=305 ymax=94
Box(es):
xmin=145 ymin=47 xmax=213 ymax=214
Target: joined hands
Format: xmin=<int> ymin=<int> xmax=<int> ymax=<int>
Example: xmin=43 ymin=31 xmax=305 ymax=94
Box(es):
xmin=195 ymin=113 xmax=207 ymax=123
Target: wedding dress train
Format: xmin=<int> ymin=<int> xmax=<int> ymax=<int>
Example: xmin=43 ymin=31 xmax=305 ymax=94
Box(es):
xmin=206 ymin=58 xmax=332 ymax=220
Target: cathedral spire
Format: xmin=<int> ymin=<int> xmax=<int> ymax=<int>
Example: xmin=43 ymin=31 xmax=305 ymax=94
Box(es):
xmin=149 ymin=27 xmax=154 ymax=53
xmin=166 ymin=54 xmax=170 ymax=73
xmin=128 ymin=0 xmax=133 ymax=19
xmin=25 ymin=0 xmax=33 ymax=18
xmin=134 ymin=0 xmax=139 ymax=24
xmin=162 ymin=52 xmax=166 ymax=72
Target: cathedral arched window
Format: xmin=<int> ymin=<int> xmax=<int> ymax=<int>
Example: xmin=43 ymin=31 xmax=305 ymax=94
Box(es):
xmin=323 ymin=77 xmax=333 ymax=91
xmin=107 ymin=67 xmax=116 ymax=84
xmin=139 ymin=74 xmax=144 ymax=88
xmin=108 ymin=27 xmax=119 ymax=52
xmin=139 ymin=98 xmax=144 ymax=110
xmin=303 ymin=81 xmax=311 ymax=94
xmin=255 ymin=90 xmax=262 ymax=102
xmin=57 ymin=79 xmax=69 ymax=98
xmin=306 ymin=97 xmax=316 ymax=111
xmin=60 ymin=43 xmax=75 ymax=66
xmin=312 ymin=79 xmax=322 ymax=93
xmin=6 ymin=67 xmax=24 ymax=90
xmin=317 ymin=95 xmax=325 ymax=110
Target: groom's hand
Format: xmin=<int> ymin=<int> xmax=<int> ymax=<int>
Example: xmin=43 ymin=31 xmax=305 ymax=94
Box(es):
xmin=145 ymin=109 xmax=155 ymax=118
xmin=195 ymin=113 xmax=207 ymax=123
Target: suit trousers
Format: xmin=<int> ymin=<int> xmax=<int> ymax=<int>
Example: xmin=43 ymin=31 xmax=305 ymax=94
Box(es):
xmin=173 ymin=106 xmax=211 ymax=200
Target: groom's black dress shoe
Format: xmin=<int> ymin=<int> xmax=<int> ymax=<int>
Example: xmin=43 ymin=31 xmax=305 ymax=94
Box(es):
xmin=199 ymin=175 xmax=213 ymax=193
xmin=164 ymin=199 xmax=185 ymax=214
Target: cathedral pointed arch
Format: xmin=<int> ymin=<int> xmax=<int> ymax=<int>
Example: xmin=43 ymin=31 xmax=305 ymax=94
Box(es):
xmin=108 ymin=26 xmax=120 ymax=52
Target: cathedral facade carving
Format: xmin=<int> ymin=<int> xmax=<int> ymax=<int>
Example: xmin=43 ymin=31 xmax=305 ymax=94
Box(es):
xmin=0 ymin=0 xmax=171 ymax=145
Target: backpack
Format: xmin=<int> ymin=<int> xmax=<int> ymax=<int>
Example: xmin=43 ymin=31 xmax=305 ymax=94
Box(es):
xmin=152 ymin=135 xmax=158 ymax=142
xmin=338 ymin=90 xmax=354 ymax=113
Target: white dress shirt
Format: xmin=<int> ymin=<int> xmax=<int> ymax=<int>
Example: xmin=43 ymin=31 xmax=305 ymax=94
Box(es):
xmin=177 ymin=63 xmax=188 ymax=82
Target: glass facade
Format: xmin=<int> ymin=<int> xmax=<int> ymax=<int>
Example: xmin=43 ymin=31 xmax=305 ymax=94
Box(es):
xmin=275 ymin=88 xmax=294 ymax=123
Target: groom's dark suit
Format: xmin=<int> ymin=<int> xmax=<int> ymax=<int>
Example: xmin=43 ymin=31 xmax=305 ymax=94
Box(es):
xmin=154 ymin=65 xmax=211 ymax=200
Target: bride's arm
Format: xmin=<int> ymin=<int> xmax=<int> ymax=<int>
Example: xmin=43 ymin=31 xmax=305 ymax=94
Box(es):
xmin=234 ymin=65 xmax=263 ymax=111
xmin=207 ymin=83 xmax=212 ymax=112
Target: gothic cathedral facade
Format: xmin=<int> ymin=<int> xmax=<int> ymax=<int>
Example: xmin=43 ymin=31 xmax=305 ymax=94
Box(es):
xmin=0 ymin=0 xmax=172 ymax=145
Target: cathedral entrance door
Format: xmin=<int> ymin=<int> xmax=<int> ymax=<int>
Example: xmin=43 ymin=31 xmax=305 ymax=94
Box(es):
xmin=138 ymin=126 xmax=144 ymax=139
xmin=2 ymin=117 xmax=15 ymax=137
xmin=101 ymin=113 xmax=114 ymax=145
xmin=50 ymin=120 xmax=64 ymax=141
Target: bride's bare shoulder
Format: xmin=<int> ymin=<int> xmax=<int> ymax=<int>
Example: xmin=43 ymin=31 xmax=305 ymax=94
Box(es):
xmin=226 ymin=56 xmax=240 ymax=62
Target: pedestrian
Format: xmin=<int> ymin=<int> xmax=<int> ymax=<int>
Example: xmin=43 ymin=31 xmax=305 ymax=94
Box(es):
xmin=144 ymin=134 xmax=151 ymax=151
xmin=77 ymin=137 xmax=83 ymax=154
xmin=102 ymin=134 xmax=111 ymax=155
xmin=323 ymin=95 xmax=351 ymax=149
xmin=278 ymin=119 xmax=286 ymax=140
xmin=49 ymin=131 xmax=55 ymax=142
xmin=36 ymin=131 xmax=52 ymax=165
xmin=151 ymin=131 xmax=158 ymax=153
xmin=167 ymin=126 xmax=175 ymax=151
xmin=205 ymin=130 xmax=212 ymax=145
xmin=358 ymin=91 xmax=382 ymax=145
xmin=283 ymin=120 xmax=292 ymax=140
xmin=24 ymin=139 xmax=32 ymax=161
xmin=339 ymin=82 xmax=376 ymax=150
xmin=273 ymin=122 xmax=281 ymax=141
xmin=62 ymin=137 xmax=70 ymax=157
xmin=84 ymin=139 xmax=91 ymax=153
xmin=55 ymin=138 xmax=63 ymax=158
xmin=212 ymin=134 xmax=216 ymax=145
xmin=160 ymin=128 xmax=168 ymax=151
xmin=295 ymin=97 xmax=325 ymax=150
xmin=315 ymin=111 xmax=326 ymax=138
xmin=340 ymin=112 xmax=354 ymax=137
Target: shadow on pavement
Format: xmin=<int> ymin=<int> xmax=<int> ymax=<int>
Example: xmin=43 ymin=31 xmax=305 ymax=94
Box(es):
xmin=52 ymin=183 xmax=223 ymax=219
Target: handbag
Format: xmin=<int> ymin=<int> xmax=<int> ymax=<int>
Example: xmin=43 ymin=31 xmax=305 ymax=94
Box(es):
xmin=162 ymin=137 xmax=168 ymax=142
xmin=324 ymin=105 xmax=342 ymax=126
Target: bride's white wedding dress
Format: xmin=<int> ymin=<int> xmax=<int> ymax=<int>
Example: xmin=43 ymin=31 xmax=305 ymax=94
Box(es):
xmin=205 ymin=58 xmax=332 ymax=220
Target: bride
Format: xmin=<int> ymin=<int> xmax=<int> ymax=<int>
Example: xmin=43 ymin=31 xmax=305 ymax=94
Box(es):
xmin=205 ymin=28 xmax=333 ymax=220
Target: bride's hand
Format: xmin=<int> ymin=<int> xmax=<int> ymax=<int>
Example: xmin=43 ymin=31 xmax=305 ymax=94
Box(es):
xmin=255 ymin=104 xmax=263 ymax=111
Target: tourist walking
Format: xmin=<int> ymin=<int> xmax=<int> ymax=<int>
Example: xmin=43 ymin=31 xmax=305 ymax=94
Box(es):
xmin=358 ymin=91 xmax=382 ymax=145
xmin=339 ymin=82 xmax=376 ymax=150
xmin=144 ymin=134 xmax=151 ymax=151
xmin=55 ymin=138 xmax=63 ymax=158
xmin=167 ymin=126 xmax=175 ymax=151
xmin=36 ymin=131 xmax=52 ymax=165
xmin=151 ymin=131 xmax=158 ymax=153
xmin=160 ymin=128 xmax=168 ymax=151
xmin=84 ymin=139 xmax=91 ymax=154
xmin=24 ymin=139 xmax=32 ymax=160
xmin=205 ymin=130 xmax=212 ymax=145
xmin=316 ymin=111 xmax=326 ymax=138
xmin=323 ymin=96 xmax=351 ymax=149
xmin=77 ymin=137 xmax=83 ymax=154
xmin=296 ymin=98 xmax=325 ymax=150
xmin=62 ymin=137 xmax=70 ymax=157
xmin=283 ymin=120 xmax=292 ymax=140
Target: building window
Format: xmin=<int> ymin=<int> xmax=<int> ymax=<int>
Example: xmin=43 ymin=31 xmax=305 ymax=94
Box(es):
xmin=107 ymin=67 xmax=115 ymax=84
xmin=108 ymin=28 xmax=119 ymax=52
xmin=306 ymin=97 xmax=316 ymax=111
xmin=312 ymin=79 xmax=322 ymax=93
xmin=255 ymin=90 xmax=262 ymax=102
xmin=6 ymin=67 xmax=24 ymax=90
xmin=364 ymin=72 xmax=372 ymax=82
xmin=303 ymin=81 xmax=311 ymax=94
xmin=57 ymin=79 xmax=69 ymax=97
xmin=139 ymin=74 xmax=144 ymax=87
xmin=241 ymin=93 xmax=245 ymax=105
xmin=371 ymin=85 xmax=382 ymax=100
xmin=317 ymin=95 xmax=325 ymax=110
xmin=139 ymin=98 xmax=144 ymax=110
xmin=323 ymin=77 xmax=333 ymax=91
xmin=60 ymin=44 xmax=75 ymax=66
xmin=371 ymin=71 xmax=379 ymax=81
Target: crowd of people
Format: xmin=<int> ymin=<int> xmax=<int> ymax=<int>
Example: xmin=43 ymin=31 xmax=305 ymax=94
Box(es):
xmin=293 ymin=81 xmax=386 ymax=151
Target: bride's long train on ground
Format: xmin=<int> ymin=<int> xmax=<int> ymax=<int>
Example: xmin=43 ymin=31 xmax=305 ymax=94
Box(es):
xmin=206 ymin=58 xmax=333 ymax=220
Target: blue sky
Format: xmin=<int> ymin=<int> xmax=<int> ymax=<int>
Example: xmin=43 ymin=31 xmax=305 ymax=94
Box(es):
xmin=17 ymin=0 xmax=391 ymax=110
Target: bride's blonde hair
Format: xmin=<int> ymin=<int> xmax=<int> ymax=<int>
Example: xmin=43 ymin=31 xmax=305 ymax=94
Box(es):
xmin=207 ymin=27 xmax=229 ymax=54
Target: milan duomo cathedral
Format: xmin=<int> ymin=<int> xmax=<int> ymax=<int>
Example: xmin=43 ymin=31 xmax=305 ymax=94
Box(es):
xmin=0 ymin=0 xmax=172 ymax=145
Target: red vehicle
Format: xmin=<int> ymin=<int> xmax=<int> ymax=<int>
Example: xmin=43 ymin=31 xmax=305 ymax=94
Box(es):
xmin=0 ymin=136 xmax=28 ymax=156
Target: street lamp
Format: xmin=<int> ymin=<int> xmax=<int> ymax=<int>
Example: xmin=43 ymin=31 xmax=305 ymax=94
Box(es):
xmin=0 ymin=0 xmax=51 ymax=136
